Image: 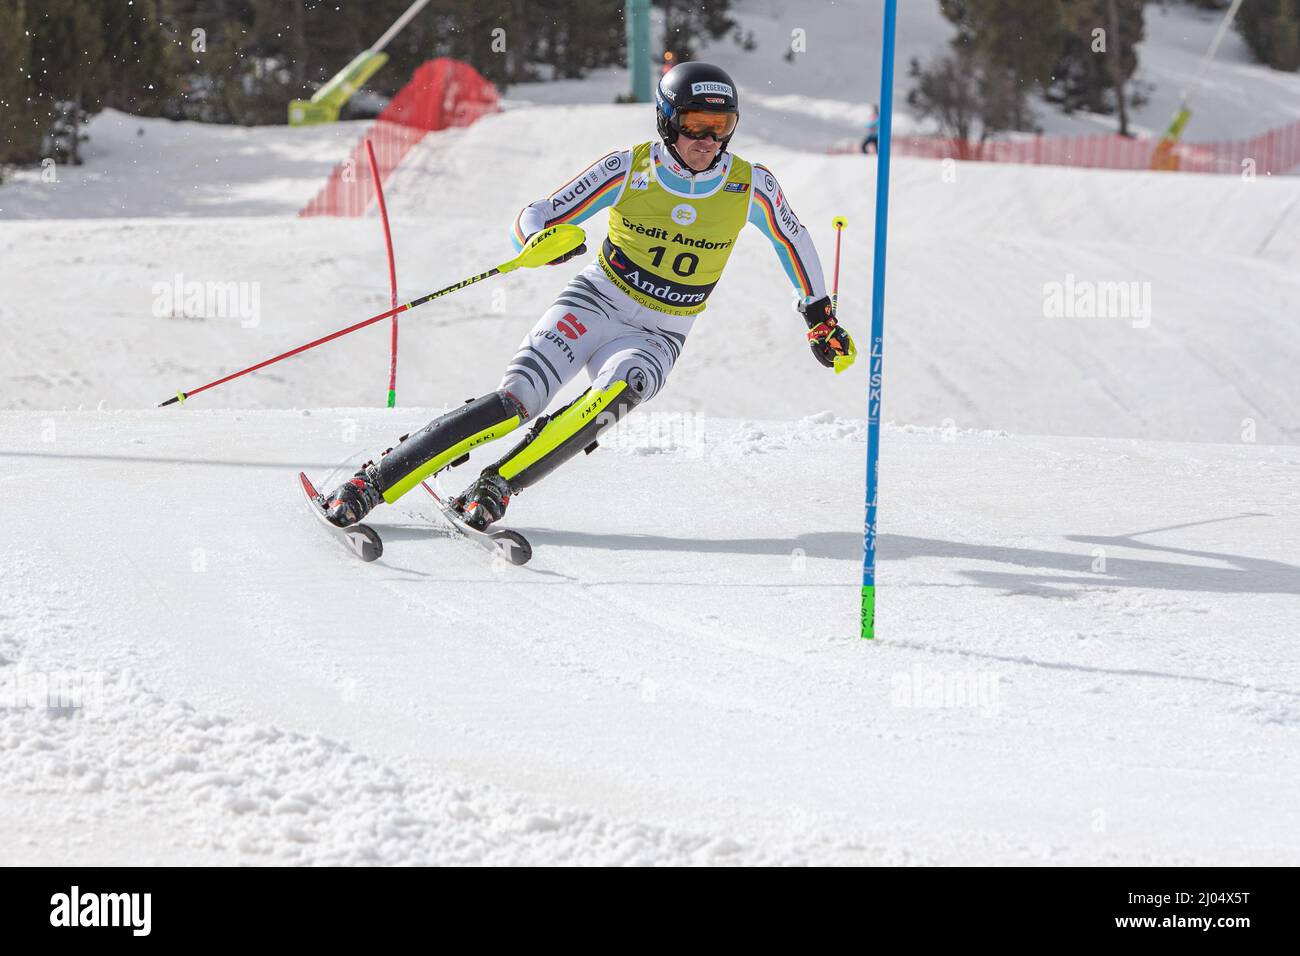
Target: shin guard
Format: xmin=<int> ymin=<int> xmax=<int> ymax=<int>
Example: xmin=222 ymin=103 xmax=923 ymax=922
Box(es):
xmin=377 ymin=391 xmax=523 ymax=503
xmin=488 ymin=380 xmax=643 ymax=491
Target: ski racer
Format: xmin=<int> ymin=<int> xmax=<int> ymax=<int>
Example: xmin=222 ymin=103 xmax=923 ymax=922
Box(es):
xmin=324 ymin=61 xmax=857 ymax=530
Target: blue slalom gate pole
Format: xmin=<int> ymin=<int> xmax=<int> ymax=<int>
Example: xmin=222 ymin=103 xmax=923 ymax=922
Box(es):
xmin=862 ymin=0 xmax=897 ymax=640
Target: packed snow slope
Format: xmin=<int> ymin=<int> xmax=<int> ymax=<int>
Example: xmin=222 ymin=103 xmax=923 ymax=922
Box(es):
xmin=0 ymin=111 xmax=364 ymax=219
xmin=3 ymin=409 xmax=1298 ymax=864
xmin=3 ymin=106 xmax=1299 ymax=444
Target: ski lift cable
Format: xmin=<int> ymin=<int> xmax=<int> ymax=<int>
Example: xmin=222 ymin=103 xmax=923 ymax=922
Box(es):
xmin=368 ymin=0 xmax=436 ymax=56
xmin=1183 ymin=0 xmax=1246 ymax=106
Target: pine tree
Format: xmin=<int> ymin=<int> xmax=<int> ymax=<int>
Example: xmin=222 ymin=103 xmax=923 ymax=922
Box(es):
xmin=934 ymin=0 xmax=1149 ymax=136
xmin=654 ymin=0 xmax=737 ymax=62
xmin=939 ymin=0 xmax=1065 ymax=131
xmin=93 ymin=0 xmax=176 ymax=114
xmin=28 ymin=0 xmax=105 ymax=109
xmin=0 ymin=2 xmax=41 ymax=167
xmin=1047 ymin=0 xmax=1148 ymax=133
xmin=1236 ymin=0 xmax=1300 ymax=72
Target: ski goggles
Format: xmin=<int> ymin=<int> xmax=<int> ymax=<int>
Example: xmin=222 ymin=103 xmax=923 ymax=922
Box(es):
xmin=673 ymin=109 xmax=738 ymax=141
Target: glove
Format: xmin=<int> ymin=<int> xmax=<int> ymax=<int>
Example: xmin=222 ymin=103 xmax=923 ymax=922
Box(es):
xmin=800 ymin=296 xmax=857 ymax=373
xmin=523 ymin=232 xmax=587 ymax=266
xmin=548 ymin=242 xmax=587 ymax=266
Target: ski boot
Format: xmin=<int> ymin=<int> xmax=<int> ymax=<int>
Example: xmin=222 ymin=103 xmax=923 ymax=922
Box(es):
xmin=451 ymin=471 xmax=513 ymax=531
xmin=324 ymin=461 xmax=384 ymax=528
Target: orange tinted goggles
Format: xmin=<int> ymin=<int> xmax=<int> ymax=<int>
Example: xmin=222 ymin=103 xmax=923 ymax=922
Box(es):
xmin=675 ymin=110 xmax=738 ymax=141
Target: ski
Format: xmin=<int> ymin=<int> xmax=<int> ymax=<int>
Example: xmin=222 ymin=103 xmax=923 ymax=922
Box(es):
xmin=421 ymin=479 xmax=533 ymax=565
xmin=298 ymin=471 xmax=383 ymax=562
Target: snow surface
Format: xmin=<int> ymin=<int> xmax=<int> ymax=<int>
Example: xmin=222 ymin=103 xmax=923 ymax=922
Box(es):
xmin=0 ymin=111 xmax=364 ymax=219
xmin=1 ymin=1 xmax=1299 ymax=865
xmin=4 ymin=409 xmax=1298 ymax=864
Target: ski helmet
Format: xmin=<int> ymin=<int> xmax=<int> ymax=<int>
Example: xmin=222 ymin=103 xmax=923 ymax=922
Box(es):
xmin=655 ymin=62 xmax=740 ymax=159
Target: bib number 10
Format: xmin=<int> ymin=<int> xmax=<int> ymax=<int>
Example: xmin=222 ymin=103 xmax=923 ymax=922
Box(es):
xmin=648 ymin=246 xmax=699 ymax=277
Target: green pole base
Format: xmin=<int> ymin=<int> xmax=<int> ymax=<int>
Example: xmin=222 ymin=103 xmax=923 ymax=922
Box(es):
xmin=860 ymin=585 xmax=875 ymax=639
xmin=386 ymin=389 xmax=396 ymax=409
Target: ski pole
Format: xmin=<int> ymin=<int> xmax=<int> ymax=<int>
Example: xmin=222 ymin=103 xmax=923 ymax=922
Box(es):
xmin=158 ymin=224 xmax=585 ymax=407
xmin=827 ymin=214 xmax=856 ymax=375
xmin=830 ymin=214 xmax=847 ymax=315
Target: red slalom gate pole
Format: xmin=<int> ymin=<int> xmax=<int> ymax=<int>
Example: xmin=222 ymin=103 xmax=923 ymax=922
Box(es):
xmin=365 ymin=138 xmax=400 ymax=408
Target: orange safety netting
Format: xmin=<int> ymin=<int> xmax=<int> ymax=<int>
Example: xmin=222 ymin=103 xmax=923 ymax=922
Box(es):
xmin=837 ymin=118 xmax=1300 ymax=177
xmin=300 ymin=58 xmax=500 ymax=218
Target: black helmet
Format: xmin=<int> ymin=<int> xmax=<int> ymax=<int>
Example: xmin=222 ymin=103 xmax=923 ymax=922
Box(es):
xmin=655 ymin=62 xmax=740 ymax=157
